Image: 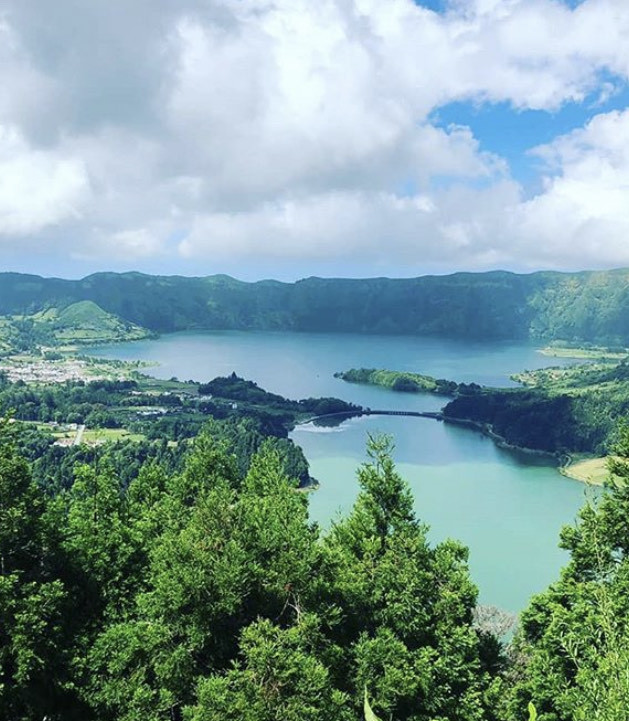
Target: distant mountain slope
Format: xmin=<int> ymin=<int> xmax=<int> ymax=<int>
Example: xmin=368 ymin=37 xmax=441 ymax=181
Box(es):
xmin=1 ymin=268 xmax=628 ymax=343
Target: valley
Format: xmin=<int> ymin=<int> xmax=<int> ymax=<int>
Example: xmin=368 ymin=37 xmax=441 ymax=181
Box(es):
xmin=2 ymin=270 xmax=627 ymax=720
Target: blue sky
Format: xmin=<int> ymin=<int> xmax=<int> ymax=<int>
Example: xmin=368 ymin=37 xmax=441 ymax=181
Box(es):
xmin=434 ymin=80 xmax=629 ymax=193
xmin=1 ymin=0 xmax=629 ymax=280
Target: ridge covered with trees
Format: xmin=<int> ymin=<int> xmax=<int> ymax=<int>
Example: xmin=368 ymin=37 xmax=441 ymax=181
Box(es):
xmin=3 ymin=268 xmax=629 ymax=344
xmin=441 ymin=359 xmax=629 ymax=456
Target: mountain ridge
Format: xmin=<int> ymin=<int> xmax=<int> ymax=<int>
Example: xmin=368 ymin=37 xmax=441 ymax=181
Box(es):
xmin=1 ymin=267 xmax=629 ymax=343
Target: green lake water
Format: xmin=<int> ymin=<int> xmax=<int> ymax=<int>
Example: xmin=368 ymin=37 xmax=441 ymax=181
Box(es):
xmin=89 ymin=331 xmax=591 ymax=613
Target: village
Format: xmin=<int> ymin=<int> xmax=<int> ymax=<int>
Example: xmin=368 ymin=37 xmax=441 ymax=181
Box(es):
xmin=0 ymin=354 xmax=143 ymax=385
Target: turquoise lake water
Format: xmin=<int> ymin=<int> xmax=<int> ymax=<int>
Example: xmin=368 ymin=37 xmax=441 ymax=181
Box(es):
xmin=89 ymin=331 xmax=591 ymax=613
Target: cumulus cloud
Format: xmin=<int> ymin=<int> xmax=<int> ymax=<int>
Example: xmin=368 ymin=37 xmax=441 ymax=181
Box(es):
xmin=508 ymin=108 xmax=629 ymax=267
xmin=81 ymin=229 xmax=165 ymax=260
xmin=0 ymin=0 xmax=629 ymax=275
xmin=178 ymin=182 xmax=522 ymax=273
xmin=180 ymin=107 xmax=629 ymax=274
xmin=0 ymin=125 xmax=90 ymax=235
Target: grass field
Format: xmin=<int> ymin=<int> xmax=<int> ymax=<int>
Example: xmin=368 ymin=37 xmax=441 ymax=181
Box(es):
xmin=32 ymin=423 xmax=145 ymax=445
xmin=81 ymin=428 xmax=146 ymax=444
xmin=562 ymin=456 xmax=610 ymax=485
xmin=539 ymin=346 xmax=628 ymax=360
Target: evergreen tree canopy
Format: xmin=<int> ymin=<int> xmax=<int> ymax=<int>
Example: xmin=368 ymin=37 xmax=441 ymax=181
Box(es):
xmin=505 ymin=424 xmax=629 ymax=721
xmin=0 ymin=424 xmax=497 ymax=720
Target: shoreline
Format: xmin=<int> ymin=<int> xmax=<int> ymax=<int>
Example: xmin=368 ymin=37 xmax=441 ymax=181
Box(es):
xmin=443 ymin=416 xmax=613 ymax=488
xmin=558 ymin=455 xmax=610 ymax=486
xmin=58 ymin=334 xmax=614 ymax=487
xmin=441 ymin=416 xmax=559 ymax=459
xmin=444 ymin=416 xmax=611 ymax=486
xmin=537 ymin=345 xmax=628 ymax=360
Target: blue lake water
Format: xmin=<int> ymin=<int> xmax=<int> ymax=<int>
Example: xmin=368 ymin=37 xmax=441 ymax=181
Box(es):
xmin=88 ymin=331 xmax=590 ymax=612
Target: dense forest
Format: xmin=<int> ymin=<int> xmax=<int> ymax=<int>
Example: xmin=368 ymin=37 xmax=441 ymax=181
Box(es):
xmin=3 ymin=268 xmax=629 ymax=344
xmin=441 ymin=360 xmax=629 ymax=456
xmin=3 ymin=417 xmax=629 ymax=720
xmin=0 ymin=371 xmax=360 ymax=490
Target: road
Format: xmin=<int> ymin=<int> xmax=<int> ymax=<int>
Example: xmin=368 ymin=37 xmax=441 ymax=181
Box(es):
xmin=72 ymin=424 xmax=86 ymax=446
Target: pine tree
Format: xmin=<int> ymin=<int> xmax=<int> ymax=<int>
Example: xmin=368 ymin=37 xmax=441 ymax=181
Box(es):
xmin=504 ymin=423 xmax=629 ymax=721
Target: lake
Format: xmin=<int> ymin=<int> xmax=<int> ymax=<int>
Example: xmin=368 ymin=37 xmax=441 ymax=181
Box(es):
xmin=88 ymin=330 xmax=590 ymax=613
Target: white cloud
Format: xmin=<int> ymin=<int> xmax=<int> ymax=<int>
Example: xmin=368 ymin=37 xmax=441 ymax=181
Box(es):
xmin=1 ymin=0 xmax=629 ymax=273
xmin=75 ymin=228 xmax=164 ymax=260
xmin=509 ymin=108 xmax=629 ymax=267
xmin=178 ymin=106 xmax=629 ymax=274
xmin=165 ymin=0 xmax=628 ymax=201
xmin=177 ymin=182 xmax=522 ymax=273
xmin=0 ymin=125 xmax=90 ymax=236
xmin=0 ymin=19 xmax=58 ymax=138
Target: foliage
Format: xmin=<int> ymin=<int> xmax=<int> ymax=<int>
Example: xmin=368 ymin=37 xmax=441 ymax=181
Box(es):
xmin=502 ymin=424 xmax=629 ymax=721
xmin=199 ymin=373 xmax=361 ymax=419
xmin=0 ymin=417 xmax=79 ymax=719
xmin=0 ymin=373 xmax=339 ymax=489
xmin=443 ymin=359 xmax=629 ymax=455
xmin=312 ymin=435 xmax=493 ymax=721
xmin=335 ymin=367 xmax=464 ymax=396
xmin=0 ymin=426 xmax=499 ymax=720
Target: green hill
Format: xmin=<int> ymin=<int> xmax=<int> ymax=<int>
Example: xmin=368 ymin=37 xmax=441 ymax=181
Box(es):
xmin=334 ymin=367 xmax=461 ymax=395
xmin=37 ymin=300 xmax=151 ymax=345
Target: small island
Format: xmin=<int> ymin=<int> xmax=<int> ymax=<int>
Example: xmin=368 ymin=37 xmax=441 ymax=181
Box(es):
xmin=334 ymin=367 xmax=479 ymax=396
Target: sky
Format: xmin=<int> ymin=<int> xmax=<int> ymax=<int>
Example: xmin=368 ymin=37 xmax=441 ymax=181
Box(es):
xmin=1 ymin=0 xmax=629 ymax=281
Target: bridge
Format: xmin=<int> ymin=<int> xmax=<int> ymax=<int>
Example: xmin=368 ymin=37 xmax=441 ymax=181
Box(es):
xmin=366 ymin=410 xmax=443 ymax=419
xmin=297 ymin=409 xmax=444 ymax=425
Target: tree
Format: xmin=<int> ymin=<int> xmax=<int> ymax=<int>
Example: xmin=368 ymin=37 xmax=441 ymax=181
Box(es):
xmin=504 ymin=422 xmax=629 ymax=721
xmin=317 ymin=435 xmax=494 ymax=721
xmin=83 ymin=441 xmax=317 ymax=720
xmin=1 ymin=421 xmax=505 ymax=720
xmin=0 ymin=419 xmax=79 ymax=719
xmin=190 ymin=617 xmax=352 ymax=721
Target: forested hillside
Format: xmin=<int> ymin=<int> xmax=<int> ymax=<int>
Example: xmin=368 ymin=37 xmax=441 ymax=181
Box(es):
xmin=2 ymin=268 xmax=629 ymax=343
xmin=441 ymin=359 xmax=629 ymax=455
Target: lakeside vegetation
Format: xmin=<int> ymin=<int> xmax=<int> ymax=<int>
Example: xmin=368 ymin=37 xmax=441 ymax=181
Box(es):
xmin=335 ymin=367 xmax=481 ymax=396
xmin=444 ymin=358 xmax=629 ymax=456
